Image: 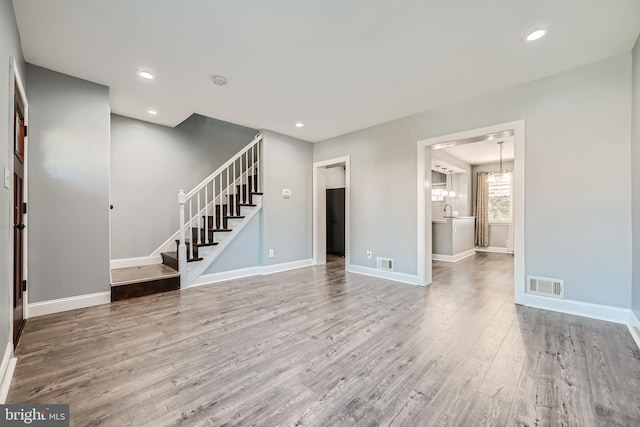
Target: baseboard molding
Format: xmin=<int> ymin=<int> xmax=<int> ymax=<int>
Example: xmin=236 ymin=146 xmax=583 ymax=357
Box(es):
xmin=262 ymin=259 xmax=314 ymax=275
xmin=110 ymin=256 xmax=162 ymax=270
xmin=628 ymin=310 xmax=640 ymax=351
xmin=346 ymin=264 xmax=419 ymax=286
xmin=523 ymin=294 xmax=629 ymax=324
xmin=28 ymin=291 xmax=111 ymax=318
xmin=432 ymin=249 xmax=476 ymax=263
xmin=190 ymin=259 xmax=313 ymax=288
xmin=475 ymin=246 xmax=513 ymax=254
xmin=191 ymin=266 xmax=263 ymax=287
xmin=0 ymin=342 xmax=16 ymax=403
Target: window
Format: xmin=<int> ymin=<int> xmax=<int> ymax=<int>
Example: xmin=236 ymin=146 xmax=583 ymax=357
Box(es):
xmin=488 ymin=174 xmax=511 ymax=223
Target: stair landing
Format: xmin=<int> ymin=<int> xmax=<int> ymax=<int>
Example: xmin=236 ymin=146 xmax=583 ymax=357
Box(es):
xmin=111 ymin=264 xmax=180 ymax=301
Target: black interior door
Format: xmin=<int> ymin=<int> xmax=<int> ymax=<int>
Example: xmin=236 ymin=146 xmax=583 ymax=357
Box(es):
xmin=326 ymin=188 xmax=345 ymax=256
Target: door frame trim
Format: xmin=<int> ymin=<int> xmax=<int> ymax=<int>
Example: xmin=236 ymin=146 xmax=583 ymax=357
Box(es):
xmin=416 ymin=120 xmax=525 ymax=304
xmin=312 ymin=156 xmax=350 ymax=267
xmin=8 ymin=58 xmax=29 ymax=348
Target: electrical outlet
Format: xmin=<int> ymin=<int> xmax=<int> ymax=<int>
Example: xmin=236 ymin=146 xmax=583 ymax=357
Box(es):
xmin=4 ymin=167 xmax=10 ymax=189
xmin=366 ymin=250 xmax=372 ymax=259
xmin=268 ymin=249 xmax=275 ymax=258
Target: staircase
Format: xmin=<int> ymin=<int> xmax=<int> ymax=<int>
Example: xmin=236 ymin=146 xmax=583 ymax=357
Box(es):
xmin=110 ymin=133 xmax=263 ymax=300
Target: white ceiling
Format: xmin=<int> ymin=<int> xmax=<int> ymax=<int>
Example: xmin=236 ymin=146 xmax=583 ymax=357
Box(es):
xmin=443 ymin=136 xmax=515 ymax=165
xmin=12 ymin=1 xmax=640 ymax=142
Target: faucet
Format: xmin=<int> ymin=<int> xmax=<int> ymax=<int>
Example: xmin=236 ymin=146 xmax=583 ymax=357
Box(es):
xmin=443 ymin=204 xmax=453 ymax=217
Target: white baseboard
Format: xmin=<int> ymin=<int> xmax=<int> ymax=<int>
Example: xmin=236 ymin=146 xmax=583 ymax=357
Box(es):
xmin=475 ymin=246 xmax=513 ymax=254
xmin=28 ymin=291 xmax=111 ymax=318
xmin=262 ymin=259 xmax=314 ymax=275
xmin=110 ymin=255 xmax=162 ymax=270
xmin=190 ymin=259 xmax=313 ymax=288
xmin=628 ymin=310 xmax=640 ymax=351
xmin=0 ymin=342 xmax=16 ymax=403
xmin=523 ymin=294 xmax=629 ymax=324
xmin=432 ymin=249 xmax=476 ymax=263
xmin=346 ymin=264 xmax=419 ymax=286
xmin=191 ymin=266 xmax=263 ymax=287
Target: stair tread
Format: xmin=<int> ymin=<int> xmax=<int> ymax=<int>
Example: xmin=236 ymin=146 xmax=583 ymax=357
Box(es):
xmin=251 ymin=192 xmax=263 ymax=195
xmin=239 ymin=203 xmax=257 ymax=207
xmin=111 ymin=264 xmax=179 ymax=286
xmin=225 ymin=216 xmax=245 ymax=219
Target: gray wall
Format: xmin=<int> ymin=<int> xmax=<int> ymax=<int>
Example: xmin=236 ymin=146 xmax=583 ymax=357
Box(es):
xmin=26 ymin=64 xmax=110 ymax=302
xmin=632 ymin=35 xmax=640 ymax=319
xmin=110 ymin=114 xmax=257 ymax=259
xmin=314 ymin=54 xmax=632 ymax=308
xmin=261 ymin=130 xmax=312 ymax=265
xmin=204 ymin=213 xmax=261 ymax=273
xmin=325 ymin=166 xmax=346 ymax=189
xmin=0 ymin=0 xmax=24 ymax=346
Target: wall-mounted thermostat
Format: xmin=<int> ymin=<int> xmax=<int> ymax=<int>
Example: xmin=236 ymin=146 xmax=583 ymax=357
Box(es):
xmin=282 ymin=188 xmax=292 ymax=199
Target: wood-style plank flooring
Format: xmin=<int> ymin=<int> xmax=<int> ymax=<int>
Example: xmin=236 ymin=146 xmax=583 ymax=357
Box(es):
xmin=8 ymin=254 xmax=640 ymax=426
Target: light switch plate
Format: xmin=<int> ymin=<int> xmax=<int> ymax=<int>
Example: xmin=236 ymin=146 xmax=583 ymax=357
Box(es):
xmin=4 ymin=167 xmax=10 ymax=189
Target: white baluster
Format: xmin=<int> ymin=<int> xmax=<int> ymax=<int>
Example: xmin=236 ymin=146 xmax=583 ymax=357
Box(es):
xmin=189 ymin=198 xmax=193 ymax=260
xmin=178 ymin=190 xmax=187 ymax=286
xmin=218 ymin=173 xmax=222 ymax=229
xmin=204 ymin=185 xmax=209 ymax=244
xmin=197 ymin=192 xmax=201 ymax=245
xmin=256 ymin=141 xmax=260 ymax=193
xmin=227 ymin=168 xmax=235 ymax=221
xmin=233 ymin=159 xmax=236 ymax=215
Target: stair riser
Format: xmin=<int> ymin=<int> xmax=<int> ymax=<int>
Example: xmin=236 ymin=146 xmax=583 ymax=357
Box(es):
xmin=226 ymin=218 xmax=244 ymax=228
xmin=240 ymin=205 xmax=257 ymax=216
xmin=111 ymin=277 xmax=180 ymax=302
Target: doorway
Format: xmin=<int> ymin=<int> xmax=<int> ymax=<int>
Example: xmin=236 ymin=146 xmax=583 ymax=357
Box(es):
xmin=417 ymin=121 xmax=525 ymax=304
xmin=312 ymin=156 xmax=350 ymax=266
xmin=12 ymin=63 xmax=28 ymax=348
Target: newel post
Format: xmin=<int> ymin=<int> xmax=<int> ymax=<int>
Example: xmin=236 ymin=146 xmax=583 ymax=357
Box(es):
xmin=178 ymin=189 xmax=188 ymax=288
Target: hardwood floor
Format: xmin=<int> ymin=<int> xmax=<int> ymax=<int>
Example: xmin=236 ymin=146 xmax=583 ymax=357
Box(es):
xmin=8 ymin=253 xmax=640 ymax=426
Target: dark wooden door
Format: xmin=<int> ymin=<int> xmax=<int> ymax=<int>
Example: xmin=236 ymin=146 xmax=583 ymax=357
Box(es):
xmin=326 ymin=188 xmax=345 ymax=257
xmin=13 ymin=83 xmax=26 ymax=347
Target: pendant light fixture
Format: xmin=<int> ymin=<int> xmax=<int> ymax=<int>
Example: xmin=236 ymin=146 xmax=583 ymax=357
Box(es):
xmin=448 ymin=169 xmax=456 ymax=198
xmin=440 ymin=167 xmax=449 ymax=197
xmin=488 ymin=141 xmax=509 ymax=183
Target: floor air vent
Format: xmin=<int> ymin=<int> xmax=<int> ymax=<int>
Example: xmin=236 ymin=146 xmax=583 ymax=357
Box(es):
xmin=527 ymin=276 xmax=564 ymax=298
xmin=377 ymin=257 xmax=394 ymax=271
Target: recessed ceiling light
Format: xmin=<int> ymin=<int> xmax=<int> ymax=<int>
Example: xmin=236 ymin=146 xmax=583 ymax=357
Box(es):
xmin=212 ymin=75 xmax=227 ymax=86
xmin=295 ymin=122 xmax=304 ymax=128
xmin=525 ymin=29 xmax=547 ymax=42
xmin=148 ymin=109 xmax=158 ymax=116
xmin=138 ymin=70 xmax=155 ymax=80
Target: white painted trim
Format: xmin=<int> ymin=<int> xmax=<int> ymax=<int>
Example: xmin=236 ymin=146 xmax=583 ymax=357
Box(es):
xmin=262 ymin=258 xmax=313 ymax=275
xmin=0 ymin=341 xmax=15 ymax=403
xmin=110 ymin=255 xmax=163 ymax=270
xmin=190 ymin=266 xmax=263 ymax=287
xmin=523 ymin=294 xmax=629 ymax=324
xmin=416 ymin=143 xmax=432 ymax=286
xmin=432 ymin=249 xmax=476 ymax=263
xmin=347 ymin=264 xmax=419 ymax=286
xmin=628 ymin=310 xmax=640 ymax=351
xmin=313 ymin=156 xmax=350 ymax=268
xmin=28 ymin=291 xmax=111 ymax=318
xmin=190 ymin=258 xmax=313 ymax=288
xmin=417 ymin=120 xmax=526 ymax=303
xmin=474 ymin=246 xmax=512 ymax=254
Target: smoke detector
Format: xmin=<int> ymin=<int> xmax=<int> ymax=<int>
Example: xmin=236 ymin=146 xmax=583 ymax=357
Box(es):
xmin=212 ymin=75 xmax=227 ymax=86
